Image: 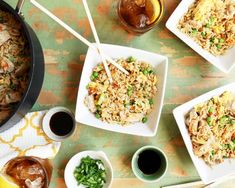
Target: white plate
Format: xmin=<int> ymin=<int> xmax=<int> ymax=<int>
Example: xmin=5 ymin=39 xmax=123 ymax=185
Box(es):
xmin=173 ymin=82 xmax=235 ymax=184
xmin=75 ymin=43 xmax=168 ymax=137
xmin=166 ymin=0 xmax=235 ymax=73
xmin=64 ymin=150 xmax=113 ymax=188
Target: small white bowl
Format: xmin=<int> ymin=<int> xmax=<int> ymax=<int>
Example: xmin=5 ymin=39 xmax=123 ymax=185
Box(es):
xmin=166 ymin=0 xmax=235 ymax=73
xmin=64 ymin=150 xmax=113 ymax=188
xmin=42 ymin=106 xmax=76 ymax=141
xmin=173 ymin=82 xmax=235 ymax=184
xmin=75 ymin=43 xmax=168 ymax=137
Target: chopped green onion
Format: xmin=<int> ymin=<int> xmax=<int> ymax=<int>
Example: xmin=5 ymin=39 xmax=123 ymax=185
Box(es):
xmin=95 ymin=113 xmax=101 ymax=119
xmin=201 ymin=32 xmax=207 ymax=37
xmin=149 ymin=99 xmax=154 ymax=105
xmin=142 ymin=117 xmax=148 ymax=123
xmin=124 ymin=103 xmax=129 ymax=108
xmin=233 ymin=139 xmax=235 ymax=144
xmin=191 ymin=28 xmax=198 ymax=34
xmin=209 ymin=16 xmax=215 ymax=23
xmin=205 ymin=23 xmax=210 ymax=28
xmin=97 ymin=94 xmax=105 ymax=105
xmin=127 ymin=56 xmax=136 ymax=63
xmin=96 ymin=105 xmax=101 ymax=111
xmin=73 ymin=156 xmax=106 ymax=187
xmin=211 ymin=150 xmax=215 ymax=155
xmin=127 ymin=86 xmax=133 ymax=96
xmin=90 ymin=75 xmax=95 ymax=81
xmin=210 ymin=37 xmax=215 ymax=43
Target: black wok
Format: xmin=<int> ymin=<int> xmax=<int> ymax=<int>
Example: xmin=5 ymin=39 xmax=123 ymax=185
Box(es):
xmin=0 ymin=0 xmax=44 ymax=132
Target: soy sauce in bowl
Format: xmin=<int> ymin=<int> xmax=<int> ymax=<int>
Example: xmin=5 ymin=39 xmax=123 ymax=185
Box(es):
xmin=49 ymin=112 xmax=74 ymax=136
xmin=42 ymin=107 xmax=76 ymax=141
xmin=137 ymin=150 xmax=161 ymax=175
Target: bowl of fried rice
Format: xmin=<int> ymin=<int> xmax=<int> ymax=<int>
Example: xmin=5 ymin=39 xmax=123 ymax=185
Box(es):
xmin=173 ymin=82 xmax=235 ymax=183
xmin=166 ymin=0 xmax=235 ymax=73
xmin=75 ymin=44 xmax=168 ymax=137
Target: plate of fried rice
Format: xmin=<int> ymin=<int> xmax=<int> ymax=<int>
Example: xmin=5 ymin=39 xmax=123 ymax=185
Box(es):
xmin=166 ymin=0 xmax=235 ymax=73
xmin=173 ymin=82 xmax=235 ymax=184
xmin=75 ymin=44 xmax=168 ymax=137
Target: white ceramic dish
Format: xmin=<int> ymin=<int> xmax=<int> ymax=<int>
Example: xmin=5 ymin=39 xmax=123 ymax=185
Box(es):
xmin=42 ymin=106 xmax=76 ymax=141
xmin=64 ymin=150 xmax=113 ymax=188
xmin=75 ymin=43 xmax=168 ymax=137
xmin=173 ymin=82 xmax=235 ymax=184
xmin=166 ymin=0 xmax=235 ymax=73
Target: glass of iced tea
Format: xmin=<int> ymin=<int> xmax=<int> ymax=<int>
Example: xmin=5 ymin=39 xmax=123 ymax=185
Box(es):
xmin=117 ymin=0 xmax=164 ymax=34
xmin=2 ymin=156 xmax=53 ymax=188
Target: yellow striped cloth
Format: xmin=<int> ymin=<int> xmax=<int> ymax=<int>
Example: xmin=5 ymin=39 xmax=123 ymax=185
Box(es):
xmin=0 ymin=111 xmax=61 ymax=169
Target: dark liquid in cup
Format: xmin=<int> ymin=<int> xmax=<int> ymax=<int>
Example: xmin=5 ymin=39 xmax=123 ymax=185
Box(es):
xmin=49 ymin=112 xmax=74 ymax=136
xmin=137 ymin=149 xmax=161 ymax=175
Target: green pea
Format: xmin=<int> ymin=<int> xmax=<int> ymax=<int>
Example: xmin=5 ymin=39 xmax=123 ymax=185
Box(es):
xmin=95 ymin=113 xmax=101 ymax=119
xmin=219 ymin=38 xmax=224 ymax=43
xmin=142 ymin=117 xmax=148 ymax=123
xmin=216 ymin=44 xmax=222 ymax=49
xmin=93 ymin=71 xmax=99 ymax=78
xmin=208 ymin=107 xmax=214 ymax=113
xmin=191 ymin=28 xmax=198 ymax=34
xmin=127 ymin=56 xmax=136 ymax=63
xmin=127 ymin=86 xmax=133 ymax=96
xmin=143 ymin=69 xmax=149 ymax=75
xmin=207 ymin=116 xmax=212 ymax=125
xmin=149 ymin=99 xmax=154 ymax=105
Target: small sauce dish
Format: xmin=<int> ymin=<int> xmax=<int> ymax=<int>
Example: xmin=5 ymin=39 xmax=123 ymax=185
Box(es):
xmin=42 ymin=106 xmax=76 ymax=142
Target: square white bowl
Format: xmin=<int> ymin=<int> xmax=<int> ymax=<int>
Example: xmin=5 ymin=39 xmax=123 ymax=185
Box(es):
xmin=75 ymin=43 xmax=168 ymax=137
xmin=166 ymin=0 xmax=235 ymax=73
xmin=173 ymin=82 xmax=235 ymax=184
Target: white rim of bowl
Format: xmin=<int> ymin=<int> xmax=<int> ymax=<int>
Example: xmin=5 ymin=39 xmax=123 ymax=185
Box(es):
xmin=42 ymin=106 xmax=76 ymax=142
xmin=131 ymin=145 xmax=168 ymax=183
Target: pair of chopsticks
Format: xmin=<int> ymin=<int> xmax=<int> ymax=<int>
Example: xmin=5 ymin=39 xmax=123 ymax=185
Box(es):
xmin=30 ymin=0 xmax=129 ymax=83
xmin=162 ymin=173 xmax=235 ymax=188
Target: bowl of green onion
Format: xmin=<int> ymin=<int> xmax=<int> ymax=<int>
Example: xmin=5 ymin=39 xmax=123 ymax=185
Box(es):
xmin=64 ymin=150 xmax=113 ymax=188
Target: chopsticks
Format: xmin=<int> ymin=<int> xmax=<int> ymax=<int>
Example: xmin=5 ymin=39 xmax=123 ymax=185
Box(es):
xmin=162 ymin=173 xmax=235 ymax=188
xmin=30 ymin=0 xmax=129 ymax=82
xmin=81 ymin=0 xmax=112 ymax=82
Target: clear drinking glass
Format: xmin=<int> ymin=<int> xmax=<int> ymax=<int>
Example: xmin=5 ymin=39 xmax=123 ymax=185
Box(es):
xmin=117 ymin=0 xmax=164 ymax=34
xmin=2 ymin=156 xmax=53 ymax=188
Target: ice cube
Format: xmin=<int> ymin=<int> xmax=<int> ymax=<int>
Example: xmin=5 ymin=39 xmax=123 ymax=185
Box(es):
xmin=135 ymin=0 xmax=146 ymax=7
xmin=130 ymin=14 xmax=150 ymax=28
xmin=25 ymin=177 xmax=44 ymax=188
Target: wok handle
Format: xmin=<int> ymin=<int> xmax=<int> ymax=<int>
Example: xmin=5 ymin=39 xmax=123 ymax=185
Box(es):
xmin=16 ymin=0 xmax=26 ymax=14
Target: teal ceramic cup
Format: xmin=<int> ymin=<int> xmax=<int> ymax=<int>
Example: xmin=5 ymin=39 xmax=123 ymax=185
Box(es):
xmin=131 ymin=145 xmax=168 ymax=183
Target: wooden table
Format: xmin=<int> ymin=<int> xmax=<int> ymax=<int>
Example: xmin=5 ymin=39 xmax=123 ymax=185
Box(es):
xmin=7 ymin=0 xmax=235 ymax=187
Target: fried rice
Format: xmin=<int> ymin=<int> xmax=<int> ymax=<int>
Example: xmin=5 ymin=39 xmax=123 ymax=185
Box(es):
xmin=186 ymin=91 xmax=235 ymax=166
xmin=84 ymin=57 xmax=157 ymax=125
xmin=178 ymin=0 xmax=235 ymax=56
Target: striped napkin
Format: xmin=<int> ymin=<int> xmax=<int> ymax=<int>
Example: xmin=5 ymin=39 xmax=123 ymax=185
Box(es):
xmin=0 ymin=111 xmax=61 ymax=169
